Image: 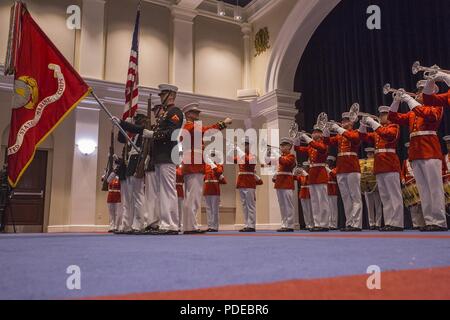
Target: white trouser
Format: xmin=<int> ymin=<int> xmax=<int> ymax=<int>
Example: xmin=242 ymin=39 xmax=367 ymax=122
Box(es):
xmin=328 ymin=196 xmax=338 ymax=229
xmin=178 ymin=198 xmax=184 ymax=230
xmin=301 ymin=199 xmax=313 ymax=229
xmin=155 ymin=164 xmax=179 ymax=231
xmin=239 ymin=188 xmax=256 ymax=229
xmin=411 ymin=159 xmax=446 ymax=227
xmin=144 ymin=171 xmax=160 ymax=228
xmin=120 ymin=177 xmax=133 ymax=231
xmin=205 ymin=195 xmax=220 ymax=230
xmin=107 ymin=203 xmax=122 ymax=230
xmin=364 ymin=189 xmax=383 ymax=227
xmin=411 ymin=205 xmax=425 ymax=228
xmin=183 ymin=174 xmax=204 ymax=232
xmin=309 ymin=184 xmax=330 ymax=228
xmin=337 ymin=173 xmax=363 ymax=229
xmin=130 ymin=176 xmax=146 ymax=230
xmin=276 ymin=189 xmax=295 ymax=229
xmin=376 ymin=172 xmax=403 ymax=228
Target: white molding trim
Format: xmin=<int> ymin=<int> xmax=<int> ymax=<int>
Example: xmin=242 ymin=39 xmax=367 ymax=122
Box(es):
xmin=247 ymin=0 xmax=282 ymax=23
xmin=47 ymin=225 xmax=110 ymax=233
xmin=0 ymin=66 xmax=252 ymax=121
xmin=251 ymin=89 xmax=300 ymax=121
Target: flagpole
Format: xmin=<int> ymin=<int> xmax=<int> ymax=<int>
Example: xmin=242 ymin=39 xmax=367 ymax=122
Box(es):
xmin=90 ymin=91 xmax=141 ymax=153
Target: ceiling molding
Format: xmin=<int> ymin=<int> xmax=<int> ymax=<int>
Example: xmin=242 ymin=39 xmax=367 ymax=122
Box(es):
xmin=0 ymin=65 xmax=251 ymax=121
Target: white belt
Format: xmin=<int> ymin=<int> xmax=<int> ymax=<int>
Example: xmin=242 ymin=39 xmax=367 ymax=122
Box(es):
xmin=176 ymin=183 xmax=183 ymax=186
xmin=410 ymin=131 xmax=437 ymax=138
xmin=375 ymin=149 xmax=396 ymax=154
xmin=338 ymin=152 xmax=357 ymax=157
xmin=277 ymin=172 xmax=293 ymax=176
xmin=310 ymin=163 xmax=326 ymax=168
xmin=239 ymin=172 xmax=256 ymax=175
xmin=328 ymin=182 xmax=337 ymax=185
xmin=301 ymin=186 xmax=309 ymax=189
xmin=108 ymin=190 xmax=120 ymax=193
xmin=205 ymin=180 xmax=219 ymax=183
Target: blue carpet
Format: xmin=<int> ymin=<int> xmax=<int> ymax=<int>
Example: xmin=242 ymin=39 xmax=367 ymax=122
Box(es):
xmin=0 ymin=231 xmax=449 ymax=299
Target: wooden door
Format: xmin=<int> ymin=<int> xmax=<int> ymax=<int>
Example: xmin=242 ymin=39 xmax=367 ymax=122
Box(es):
xmin=5 ymin=150 xmax=47 ymax=232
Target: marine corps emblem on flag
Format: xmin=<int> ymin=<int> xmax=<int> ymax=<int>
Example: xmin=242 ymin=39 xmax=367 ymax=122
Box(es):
xmin=4 ymin=2 xmax=91 ymax=187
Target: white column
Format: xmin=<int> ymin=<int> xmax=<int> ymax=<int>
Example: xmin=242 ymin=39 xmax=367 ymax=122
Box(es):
xmin=79 ymin=0 xmax=106 ymax=79
xmin=242 ymin=23 xmax=252 ymax=89
xmin=171 ymin=7 xmax=196 ymax=93
xmin=252 ymin=90 xmax=301 ymax=228
xmin=238 ymin=23 xmax=258 ymax=101
xmin=69 ymin=105 xmax=100 ymax=227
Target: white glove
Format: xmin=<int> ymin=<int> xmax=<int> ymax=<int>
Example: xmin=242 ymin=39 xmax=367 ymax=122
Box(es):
xmin=331 ymin=123 xmax=345 ymax=135
xmin=125 ymin=117 xmax=133 ymax=123
xmin=223 ymin=118 xmax=233 ymax=126
xmin=294 ymin=137 xmax=302 ymax=146
xmin=390 ymin=99 xmax=400 ymax=113
xmin=142 ymin=129 xmax=154 ymax=139
xmin=365 ymin=117 xmax=381 ymax=131
xmin=402 ymin=94 xmax=421 ymax=110
xmin=422 ymin=79 xmax=437 ymax=95
xmin=301 ymin=133 xmax=313 ymax=144
xmin=112 ymin=116 xmax=121 ymax=124
xmin=323 ymin=127 xmax=330 ymax=138
xmin=325 ymin=166 xmax=332 ymax=174
xmin=358 ymin=122 xmax=367 ymax=134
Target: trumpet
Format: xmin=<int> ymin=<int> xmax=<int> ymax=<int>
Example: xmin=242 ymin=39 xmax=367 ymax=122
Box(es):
xmin=358 ymin=112 xmax=380 ymax=122
xmin=383 ymin=84 xmax=416 ymax=98
xmin=412 ymin=61 xmax=450 ymax=77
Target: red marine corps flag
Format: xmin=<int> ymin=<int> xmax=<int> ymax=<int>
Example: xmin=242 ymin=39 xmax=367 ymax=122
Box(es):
xmin=4 ymin=2 xmax=91 ymax=187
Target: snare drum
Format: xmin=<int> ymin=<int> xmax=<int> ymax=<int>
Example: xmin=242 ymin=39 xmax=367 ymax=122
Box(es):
xmin=402 ymin=179 xmax=421 ymax=208
xmin=443 ymin=173 xmax=450 ymax=206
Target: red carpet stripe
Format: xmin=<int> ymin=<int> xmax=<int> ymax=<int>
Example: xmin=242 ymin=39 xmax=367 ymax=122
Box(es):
xmin=199 ymin=233 xmax=450 ymax=240
xmin=89 ymin=266 xmax=450 ymax=300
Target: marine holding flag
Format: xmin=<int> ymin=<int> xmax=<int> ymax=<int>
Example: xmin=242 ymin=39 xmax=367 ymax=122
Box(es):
xmin=4 ymin=2 xmax=91 ymax=187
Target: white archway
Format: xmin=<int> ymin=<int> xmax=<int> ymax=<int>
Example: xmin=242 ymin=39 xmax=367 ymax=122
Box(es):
xmin=265 ymin=0 xmax=341 ymax=93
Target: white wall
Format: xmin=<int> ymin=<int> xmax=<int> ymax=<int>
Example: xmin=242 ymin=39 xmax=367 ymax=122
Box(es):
xmin=104 ymin=0 xmax=171 ymax=87
xmin=194 ymin=16 xmax=243 ymax=99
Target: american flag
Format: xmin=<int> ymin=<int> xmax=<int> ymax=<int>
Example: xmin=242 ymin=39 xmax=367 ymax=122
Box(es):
xmin=123 ymin=4 xmax=140 ymax=120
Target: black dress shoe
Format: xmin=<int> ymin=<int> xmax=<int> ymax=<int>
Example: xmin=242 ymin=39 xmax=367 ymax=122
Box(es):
xmin=380 ymin=226 xmax=404 ymax=232
xmin=343 ymin=226 xmax=362 ymax=232
xmin=328 ymin=227 xmax=338 ymax=231
xmin=153 ymin=229 xmax=179 ymax=235
xmin=206 ymin=228 xmax=218 ymax=232
xmin=277 ymin=228 xmax=294 ymax=232
xmin=420 ymin=225 xmax=448 ymax=232
xmin=240 ymin=227 xmax=256 ymax=233
xmin=144 ymin=224 xmax=159 ymax=232
xmin=183 ymin=229 xmax=207 ymax=235
xmin=310 ymin=227 xmax=329 ymax=232
xmin=340 ymin=226 xmax=351 ymax=232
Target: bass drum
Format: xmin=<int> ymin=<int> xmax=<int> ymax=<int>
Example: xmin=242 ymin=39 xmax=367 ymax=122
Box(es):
xmin=359 ymin=158 xmax=377 ymax=193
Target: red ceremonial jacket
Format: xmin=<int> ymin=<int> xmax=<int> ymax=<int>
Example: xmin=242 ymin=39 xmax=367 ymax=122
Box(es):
xmin=204 ymin=164 xmax=227 ymax=196
xmin=295 ymin=174 xmax=310 ymax=199
xmin=273 ymin=153 xmax=296 ymax=190
xmin=295 ymin=139 xmax=328 ymax=185
xmin=234 ymin=154 xmax=258 ymax=189
xmin=176 ymin=165 xmax=184 ymax=199
xmin=324 ymin=130 xmax=361 ymax=174
xmin=423 ymin=90 xmax=450 ymax=108
xmin=182 ymin=121 xmax=226 ymax=175
xmin=327 ymin=167 xmax=338 ymax=196
xmin=107 ymin=178 xmax=121 ymax=204
xmin=360 ymin=123 xmax=401 ymax=174
xmin=388 ymin=106 xmax=443 ymax=161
